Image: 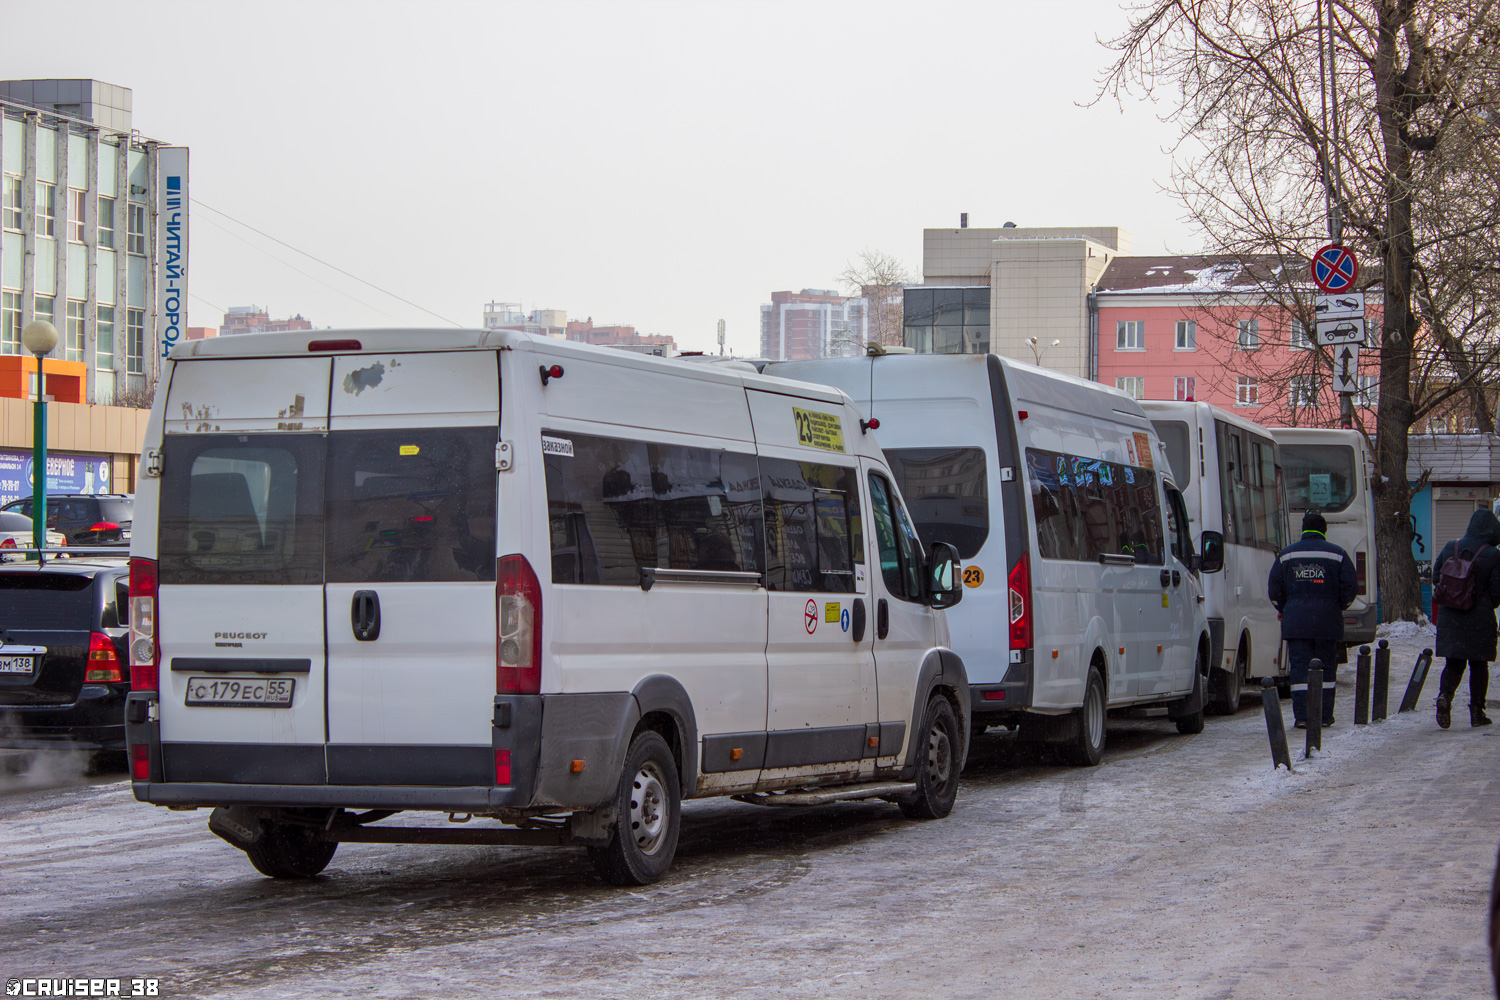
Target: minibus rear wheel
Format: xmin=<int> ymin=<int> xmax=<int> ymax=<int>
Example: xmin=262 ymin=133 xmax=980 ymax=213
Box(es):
xmin=899 ymin=694 xmax=959 ymax=819
xmin=1064 ymin=667 xmax=1107 ymax=767
xmin=1209 ymin=637 xmax=1247 ymax=715
xmin=588 ymin=730 xmax=682 ymax=886
xmin=244 ymin=820 xmax=339 ymax=879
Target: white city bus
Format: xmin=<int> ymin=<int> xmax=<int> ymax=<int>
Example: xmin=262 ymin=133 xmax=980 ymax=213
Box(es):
xmin=1271 ymin=427 xmax=1378 ymax=645
xmin=1143 ymin=402 xmax=1286 ymax=713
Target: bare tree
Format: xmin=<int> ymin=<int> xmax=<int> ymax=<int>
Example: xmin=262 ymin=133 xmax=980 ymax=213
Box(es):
xmin=840 ymin=249 xmax=913 ymax=348
xmin=1097 ymin=0 xmax=1500 ymax=620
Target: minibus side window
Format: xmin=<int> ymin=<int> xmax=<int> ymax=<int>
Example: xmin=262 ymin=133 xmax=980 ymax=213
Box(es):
xmin=760 ymin=457 xmax=862 ymax=594
xmin=544 ymin=430 xmax=764 ymax=585
xmin=868 ymin=473 xmax=923 ymax=603
xmin=1024 ymin=448 xmax=1161 ymax=565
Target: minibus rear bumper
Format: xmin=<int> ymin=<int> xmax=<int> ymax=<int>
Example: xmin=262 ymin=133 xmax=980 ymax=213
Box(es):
xmin=126 ymin=691 xmax=640 ymax=814
xmin=1343 ymin=604 xmax=1377 ymax=646
xmin=970 ymin=658 xmax=1033 ymax=714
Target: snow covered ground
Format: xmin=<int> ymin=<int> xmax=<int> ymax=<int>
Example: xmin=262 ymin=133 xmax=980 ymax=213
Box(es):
xmin=1 ymin=624 xmax=1494 ymax=999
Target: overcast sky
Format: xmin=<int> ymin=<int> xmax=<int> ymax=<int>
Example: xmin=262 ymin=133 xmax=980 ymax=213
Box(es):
xmin=11 ymin=0 xmax=1196 ymax=356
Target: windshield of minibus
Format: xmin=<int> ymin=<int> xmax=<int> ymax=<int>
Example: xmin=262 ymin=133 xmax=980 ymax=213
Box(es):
xmin=1282 ymin=444 xmax=1357 ymax=513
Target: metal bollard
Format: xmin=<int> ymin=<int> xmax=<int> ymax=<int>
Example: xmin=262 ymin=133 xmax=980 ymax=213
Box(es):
xmin=1373 ymin=639 xmax=1390 ymax=721
xmin=1306 ymin=661 xmax=1324 ymax=754
xmin=1355 ymin=645 xmax=1372 ymax=725
xmin=1261 ymin=678 xmax=1292 ymax=771
xmin=1399 ymin=648 xmax=1435 ymax=713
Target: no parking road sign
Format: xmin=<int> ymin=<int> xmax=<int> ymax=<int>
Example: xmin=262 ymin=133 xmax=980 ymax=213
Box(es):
xmin=1313 ymin=244 xmax=1360 ymax=294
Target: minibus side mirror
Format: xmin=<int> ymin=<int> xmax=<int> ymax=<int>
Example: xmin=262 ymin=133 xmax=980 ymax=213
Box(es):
xmin=925 ymin=542 xmax=963 ymax=609
xmin=1199 ymin=530 xmax=1225 ymax=574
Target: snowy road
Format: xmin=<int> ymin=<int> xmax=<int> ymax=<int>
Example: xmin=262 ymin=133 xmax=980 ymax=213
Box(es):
xmin=2 ymin=626 xmax=1495 ymax=999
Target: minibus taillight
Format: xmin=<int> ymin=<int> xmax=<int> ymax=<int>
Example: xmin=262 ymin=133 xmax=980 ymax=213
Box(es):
xmin=1356 ymin=551 xmax=1367 ymax=596
xmin=128 ymin=557 xmax=159 ymax=692
xmin=86 ymin=632 xmax=124 ymax=683
xmin=1008 ymin=554 xmax=1033 ymax=650
xmin=497 ymin=554 xmax=542 ymax=694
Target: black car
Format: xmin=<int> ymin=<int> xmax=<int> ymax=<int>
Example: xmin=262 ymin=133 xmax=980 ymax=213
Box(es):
xmin=0 ymin=559 xmax=132 ymax=754
xmin=1 ymin=494 xmax=133 ymax=546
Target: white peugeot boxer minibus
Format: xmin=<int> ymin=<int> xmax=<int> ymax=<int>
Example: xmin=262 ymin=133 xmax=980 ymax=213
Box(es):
xmin=1143 ymin=401 xmax=1286 ymax=713
xmin=769 ymin=353 xmax=1213 ymax=766
xmin=125 ymin=330 xmax=968 ymax=884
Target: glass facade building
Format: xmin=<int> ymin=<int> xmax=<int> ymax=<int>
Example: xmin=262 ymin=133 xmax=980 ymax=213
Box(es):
xmin=902 ymin=286 xmax=990 ymax=354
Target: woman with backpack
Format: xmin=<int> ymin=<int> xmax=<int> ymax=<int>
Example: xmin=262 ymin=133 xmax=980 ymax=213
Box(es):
xmin=1432 ymin=508 xmax=1500 ymax=728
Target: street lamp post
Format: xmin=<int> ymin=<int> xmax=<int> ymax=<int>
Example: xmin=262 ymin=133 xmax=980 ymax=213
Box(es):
xmin=21 ymin=320 xmax=58 ymax=556
xmin=1026 ymin=336 xmax=1062 ymax=367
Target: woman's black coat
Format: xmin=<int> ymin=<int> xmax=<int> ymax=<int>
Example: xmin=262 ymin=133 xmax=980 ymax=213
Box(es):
xmin=1433 ymin=509 xmax=1500 ymax=661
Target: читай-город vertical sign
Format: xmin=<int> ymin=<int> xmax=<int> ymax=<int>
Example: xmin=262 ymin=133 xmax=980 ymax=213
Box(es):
xmin=156 ymin=147 xmax=189 ymax=364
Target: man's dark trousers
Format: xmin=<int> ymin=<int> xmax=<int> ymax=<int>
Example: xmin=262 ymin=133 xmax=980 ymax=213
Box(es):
xmin=1287 ymin=638 xmax=1338 ymax=725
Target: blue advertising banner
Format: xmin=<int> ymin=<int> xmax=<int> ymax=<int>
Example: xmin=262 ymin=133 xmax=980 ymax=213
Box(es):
xmin=0 ymin=451 xmax=113 ymax=506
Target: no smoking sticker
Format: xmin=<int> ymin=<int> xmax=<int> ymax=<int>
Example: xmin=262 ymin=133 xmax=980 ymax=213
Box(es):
xmin=804 ymin=599 xmax=818 ymax=634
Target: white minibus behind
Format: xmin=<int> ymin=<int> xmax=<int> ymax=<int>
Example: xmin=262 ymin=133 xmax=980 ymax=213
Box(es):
xmin=769 ymin=353 xmax=1213 ymax=766
xmin=1271 ymin=427 xmax=1379 ymax=645
xmin=1143 ymin=402 xmax=1286 ymax=713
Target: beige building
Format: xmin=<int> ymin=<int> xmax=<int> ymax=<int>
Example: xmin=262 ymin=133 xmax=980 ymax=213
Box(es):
xmin=917 ymin=225 xmax=1130 ymax=379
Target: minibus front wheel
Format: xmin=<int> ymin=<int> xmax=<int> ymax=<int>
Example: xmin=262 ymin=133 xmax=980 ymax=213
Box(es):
xmin=899 ymin=694 xmax=959 ymax=820
xmin=588 ymin=730 xmax=682 ymax=886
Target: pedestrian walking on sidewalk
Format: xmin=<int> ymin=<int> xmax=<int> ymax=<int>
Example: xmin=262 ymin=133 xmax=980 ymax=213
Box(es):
xmin=1431 ymin=508 xmax=1500 ymax=729
xmin=1268 ymin=510 xmax=1357 ymax=729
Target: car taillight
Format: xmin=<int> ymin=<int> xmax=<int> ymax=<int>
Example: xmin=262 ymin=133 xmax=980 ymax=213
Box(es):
xmin=1356 ymin=551 xmax=1367 ymax=596
xmin=86 ymin=632 xmax=124 ymax=683
xmin=0 ymin=538 xmax=13 ymax=549
xmin=129 ymin=557 xmax=159 ymax=692
xmin=497 ymin=553 xmax=542 ymax=695
xmin=130 ymin=743 xmax=149 ymax=781
xmin=1008 ymin=553 xmax=1033 ymax=649
xmin=89 ymin=521 xmax=120 ymax=533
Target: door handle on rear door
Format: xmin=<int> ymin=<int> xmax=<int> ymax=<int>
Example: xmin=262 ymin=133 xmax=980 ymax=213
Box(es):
xmin=352 ymin=590 xmax=381 ymax=641
xmin=1159 ymin=569 xmax=1172 ymax=587
xmin=852 ymin=598 xmax=867 ymax=643
xmin=1172 ymin=570 xmax=1182 ymax=587
xmin=877 ymin=599 xmax=889 ymax=640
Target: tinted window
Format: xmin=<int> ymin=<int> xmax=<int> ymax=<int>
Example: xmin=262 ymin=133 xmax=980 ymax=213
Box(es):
xmin=868 ymin=472 xmax=924 ymax=602
xmin=1025 ymin=448 xmax=1164 ymax=565
xmin=1151 ymin=420 xmax=1193 ymax=489
xmin=97 ymin=500 xmax=133 ymax=524
xmin=159 ymin=434 xmax=325 ymax=586
xmin=326 ymin=428 xmax=497 ymax=583
xmin=545 ymin=431 xmax=764 ymax=586
xmin=761 ymin=458 xmax=862 ymax=593
xmin=0 ymin=572 xmax=95 ymax=629
xmin=1282 ymin=444 xmax=1357 ymax=514
xmin=885 ymin=447 xmax=989 ymax=559
xmin=1216 ymin=420 xmax=1283 ymax=551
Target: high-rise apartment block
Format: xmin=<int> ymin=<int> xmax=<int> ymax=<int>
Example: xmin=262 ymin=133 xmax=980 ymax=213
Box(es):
xmin=759 ymin=289 xmax=869 ymax=361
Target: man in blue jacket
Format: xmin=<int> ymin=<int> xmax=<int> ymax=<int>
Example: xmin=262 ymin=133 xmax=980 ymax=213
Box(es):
xmin=1268 ymin=510 xmax=1358 ymax=728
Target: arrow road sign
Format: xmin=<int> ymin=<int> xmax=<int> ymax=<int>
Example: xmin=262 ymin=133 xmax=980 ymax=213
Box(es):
xmin=1314 ymin=292 xmax=1364 ymax=320
xmin=1313 ymin=244 xmax=1360 ymax=293
xmin=1316 ymin=317 xmax=1367 ymax=346
xmin=1333 ymin=344 xmax=1361 ymax=394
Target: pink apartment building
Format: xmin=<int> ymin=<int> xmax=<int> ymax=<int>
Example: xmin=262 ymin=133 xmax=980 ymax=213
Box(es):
xmin=1092 ymin=256 xmax=1378 ymax=428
